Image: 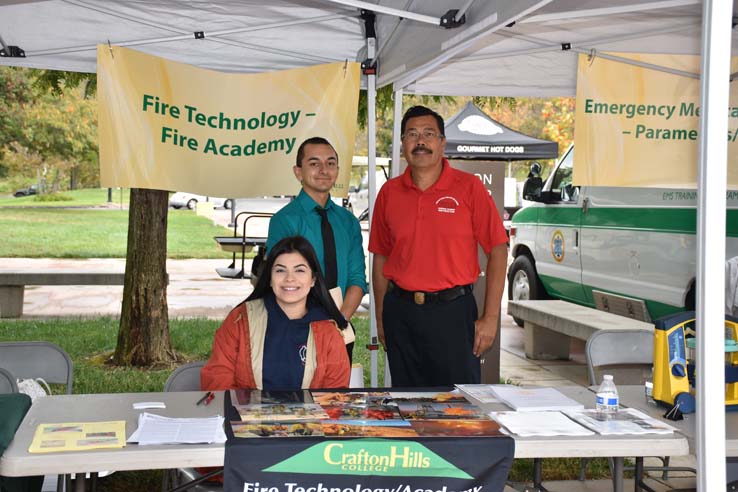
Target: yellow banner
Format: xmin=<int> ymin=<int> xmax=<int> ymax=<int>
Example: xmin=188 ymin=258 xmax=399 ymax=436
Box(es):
xmin=574 ymin=53 xmax=738 ymax=188
xmin=98 ymin=46 xmax=360 ymax=197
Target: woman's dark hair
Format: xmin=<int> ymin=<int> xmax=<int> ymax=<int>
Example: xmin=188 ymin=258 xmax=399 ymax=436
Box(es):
xmin=247 ymin=236 xmax=347 ymax=328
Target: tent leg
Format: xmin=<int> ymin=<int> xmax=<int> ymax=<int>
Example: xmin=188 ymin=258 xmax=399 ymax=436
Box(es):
xmin=391 ymin=87 xmax=403 ymax=178
xmin=695 ymin=1 xmax=731 ymax=491
xmin=365 ymin=26 xmax=380 ymax=388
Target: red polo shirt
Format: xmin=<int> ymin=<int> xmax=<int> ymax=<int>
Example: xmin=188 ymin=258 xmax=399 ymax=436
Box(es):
xmin=369 ymin=159 xmax=507 ymax=292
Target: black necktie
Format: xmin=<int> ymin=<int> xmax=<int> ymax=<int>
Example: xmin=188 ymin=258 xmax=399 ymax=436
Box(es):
xmin=315 ymin=207 xmax=338 ymax=289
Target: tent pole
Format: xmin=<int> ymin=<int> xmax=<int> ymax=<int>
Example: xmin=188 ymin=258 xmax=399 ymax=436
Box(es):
xmin=321 ymin=0 xmax=440 ymax=26
xmin=392 ymin=87 xmax=403 ymax=178
xmin=695 ymin=0 xmax=730 ymax=490
xmin=364 ymin=22 xmax=379 ymax=388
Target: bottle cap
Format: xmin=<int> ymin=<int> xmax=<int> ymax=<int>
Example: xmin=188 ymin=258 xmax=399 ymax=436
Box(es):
xmin=604 ymin=374 xmax=613 ymax=381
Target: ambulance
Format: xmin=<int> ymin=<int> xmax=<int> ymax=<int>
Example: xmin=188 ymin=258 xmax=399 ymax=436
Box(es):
xmin=507 ymin=145 xmax=738 ymax=325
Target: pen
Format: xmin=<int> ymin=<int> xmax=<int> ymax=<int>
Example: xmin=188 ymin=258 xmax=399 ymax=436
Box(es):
xmin=196 ymin=391 xmax=212 ymax=406
xmin=203 ymin=392 xmax=216 ymax=406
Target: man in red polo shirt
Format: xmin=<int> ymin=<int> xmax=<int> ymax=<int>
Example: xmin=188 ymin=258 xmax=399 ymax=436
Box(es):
xmin=369 ymin=105 xmax=508 ymax=386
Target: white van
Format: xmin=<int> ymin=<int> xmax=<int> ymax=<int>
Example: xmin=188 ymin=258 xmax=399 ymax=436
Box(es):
xmin=508 ymin=145 xmax=738 ymax=324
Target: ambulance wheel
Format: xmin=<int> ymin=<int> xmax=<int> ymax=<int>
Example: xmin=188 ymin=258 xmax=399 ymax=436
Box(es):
xmin=224 ymin=199 xmax=233 ymax=210
xmin=508 ymin=254 xmax=546 ymax=327
xmin=186 ymin=199 xmax=197 ymax=210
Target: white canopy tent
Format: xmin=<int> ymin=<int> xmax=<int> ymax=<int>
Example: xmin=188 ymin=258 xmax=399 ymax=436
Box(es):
xmin=394 ymin=2 xmax=734 ymax=490
xmin=0 ymin=0 xmax=549 ymax=390
xmin=0 ymin=1 xmax=733 ymax=489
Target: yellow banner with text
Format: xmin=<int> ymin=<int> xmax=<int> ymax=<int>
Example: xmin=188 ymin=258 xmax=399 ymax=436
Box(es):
xmin=98 ymin=46 xmax=360 ymax=197
xmin=574 ymin=52 xmax=738 ymax=188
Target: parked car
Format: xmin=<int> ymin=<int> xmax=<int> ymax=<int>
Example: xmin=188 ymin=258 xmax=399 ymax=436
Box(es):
xmin=349 ymin=168 xmax=389 ymax=220
xmin=13 ymin=185 xmax=37 ymax=197
xmin=507 ymin=144 xmax=738 ymax=325
xmin=169 ymin=192 xmax=232 ymax=210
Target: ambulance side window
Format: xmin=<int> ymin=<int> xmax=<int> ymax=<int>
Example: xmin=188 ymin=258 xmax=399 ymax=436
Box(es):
xmin=550 ymin=150 xmax=578 ymax=203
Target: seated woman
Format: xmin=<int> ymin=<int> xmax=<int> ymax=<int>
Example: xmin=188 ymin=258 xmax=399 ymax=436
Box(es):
xmin=202 ymin=235 xmax=350 ymax=390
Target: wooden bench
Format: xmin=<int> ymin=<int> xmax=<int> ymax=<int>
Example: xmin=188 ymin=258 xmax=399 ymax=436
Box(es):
xmin=0 ymin=271 xmax=125 ymax=318
xmin=508 ymin=299 xmax=654 ymax=360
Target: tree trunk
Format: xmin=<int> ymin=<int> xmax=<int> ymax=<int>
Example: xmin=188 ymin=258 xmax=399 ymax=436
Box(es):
xmin=113 ymin=188 xmax=175 ymax=366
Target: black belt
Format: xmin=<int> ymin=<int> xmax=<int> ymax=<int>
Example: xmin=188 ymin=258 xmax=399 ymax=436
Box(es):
xmin=388 ymin=281 xmax=473 ymax=305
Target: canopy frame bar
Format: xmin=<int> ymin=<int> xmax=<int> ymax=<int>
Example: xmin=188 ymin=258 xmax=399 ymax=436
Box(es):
xmin=453 ymin=22 xmax=698 ymax=65
xmin=389 ymin=0 xmax=552 ymax=90
xmin=320 ymin=0 xmax=442 ymax=26
xmin=695 ymin=0 xmax=730 ymax=489
xmin=28 ymin=1 xmax=348 ymax=64
xmin=519 ymin=0 xmax=700 ymax=24
xmin=572 ymin=48 xmax=699 ymax=80
xmin=441 ymin=24 xmax=702 ymax=81
xmin=455 ymin=0 xmax=477 ymax=22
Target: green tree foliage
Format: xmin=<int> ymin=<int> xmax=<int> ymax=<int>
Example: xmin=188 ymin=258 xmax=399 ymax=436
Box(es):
xmin=0 ymin=68 xmax=34 ymax=177
xmin=0 ymin=68 xmax=98 ymax=191
xmin=355 ymin=92 xmax=574 ymax=181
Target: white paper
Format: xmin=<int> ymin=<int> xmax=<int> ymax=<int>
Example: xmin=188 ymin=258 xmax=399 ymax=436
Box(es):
xmin=488 ymin=385 xmax=585 ymax=412
xmin=128 ymin=412 xmax=227 ymax=445
xmin=455 ymin=384 xmax=500 ymax=404
xmin=490 ymin=411 xmax=595 ymax=436
xmin=564 ymin=408 xmax=677 ymax=435
xmin=132 ymin=401 xmax=166 ymax=409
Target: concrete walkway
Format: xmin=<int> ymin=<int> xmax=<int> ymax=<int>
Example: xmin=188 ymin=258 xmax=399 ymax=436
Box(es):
xmin=0 ymin=257 xmax=696 ymax=491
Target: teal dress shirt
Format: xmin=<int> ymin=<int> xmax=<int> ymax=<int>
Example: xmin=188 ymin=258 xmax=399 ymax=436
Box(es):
xmin=266 ymin=190 xmax=368 ymax=297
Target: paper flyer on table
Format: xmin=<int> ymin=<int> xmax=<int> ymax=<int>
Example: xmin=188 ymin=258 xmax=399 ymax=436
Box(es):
xmin=488 ymin=385 xmax=585 ymax=412
xmin=490 ymin=411 xmax=595 ymax=437
xmin=564 ymin=408 xmax=677 ymax=435
xmin=29 ymin=420 xmax=126 ymax=453
xmin=455 ymin=384 xmax=500 ymax=404
xmin=128 ymin=412 xmax=226 ymax=445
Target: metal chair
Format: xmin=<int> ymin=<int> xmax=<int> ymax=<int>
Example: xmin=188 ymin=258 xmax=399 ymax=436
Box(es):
xmin=0 ymin=341 xmax=73 ymax=394
xmin=584 ymin=329 xmax=694 ymax=491
xmin=0 ymin=341 xmax=73 ymax=491
xmin=162 ymin=362 xmax=222 ymax=492
xmin=0 ymin=367 xmax=18 ymax=393
xmin=586 ymin=329 xmax=654 ymax=387
xmin=164 ymin=361 xmax=206 ymax=392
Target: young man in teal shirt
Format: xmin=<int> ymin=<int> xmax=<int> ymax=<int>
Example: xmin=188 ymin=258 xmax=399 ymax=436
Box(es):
xmin=266 ymin=137 xmax=367 ymax=358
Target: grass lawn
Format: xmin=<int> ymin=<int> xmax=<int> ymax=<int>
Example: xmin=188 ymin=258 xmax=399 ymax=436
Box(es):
xmin=0 ymin=316 xmax=609 ymax=490
xmin=0 ymin=207 xmax=233 ymax=258
xmin=0 ymin=188 xmax=131 ymax=207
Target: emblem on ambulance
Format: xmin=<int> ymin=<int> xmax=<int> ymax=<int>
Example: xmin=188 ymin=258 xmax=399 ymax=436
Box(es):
xmin=551 ymin=230 xmax=565 ymax=262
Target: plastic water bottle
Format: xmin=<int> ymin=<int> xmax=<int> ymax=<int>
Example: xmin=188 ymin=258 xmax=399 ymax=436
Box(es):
xmin=596 ymin=374 xmax=619 ymax=414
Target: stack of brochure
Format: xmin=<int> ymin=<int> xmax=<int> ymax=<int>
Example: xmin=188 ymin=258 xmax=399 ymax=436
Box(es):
xmin=487 ymin=385 xmax=585 ymax=412
xmin=490 ymin=411 xmax=595 ymax=437
xmin=128 ymin=412 xmax=227 ymax=445
xmin=564 ymin=408 xmax=676 ymax=435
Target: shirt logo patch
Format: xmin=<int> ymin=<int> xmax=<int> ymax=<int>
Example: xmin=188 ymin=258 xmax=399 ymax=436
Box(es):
xmin=435 ymin=196 xmax=459 ymax=214
xmin=299 ymin=345 xmax=307 ymax=365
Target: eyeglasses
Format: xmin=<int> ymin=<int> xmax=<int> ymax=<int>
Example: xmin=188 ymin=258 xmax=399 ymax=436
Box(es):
xmin=402 ymin=130 xmax=444 ymax=141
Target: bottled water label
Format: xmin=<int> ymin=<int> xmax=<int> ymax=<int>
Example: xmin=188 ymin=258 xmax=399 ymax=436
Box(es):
xmin=596 ymin=393 xmax=619 ymax=412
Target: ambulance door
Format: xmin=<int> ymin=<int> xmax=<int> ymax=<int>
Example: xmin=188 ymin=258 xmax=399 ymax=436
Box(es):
xmin=534 ymin=149 xmax=587 ymax=304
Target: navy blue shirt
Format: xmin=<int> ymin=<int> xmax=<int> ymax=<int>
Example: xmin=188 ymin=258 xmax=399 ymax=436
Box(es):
xmin=262 ymin=293 xmax=331 ymax=390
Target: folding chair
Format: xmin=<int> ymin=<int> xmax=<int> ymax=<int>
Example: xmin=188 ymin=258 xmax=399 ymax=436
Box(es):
xmin=586 ymin=329 xmax=653 ymax=387
xmin=162 ymin=362 xmax=222 ymax=492
xmin=0 ymin=341 xmax=73 ymax=491
xmin=585 ymin=329 xmax=694 ymax=492
xmin=0 ymin=341 xmax=73 ymax=394
xmin=0 ymin=367 xmax=18 ymax=393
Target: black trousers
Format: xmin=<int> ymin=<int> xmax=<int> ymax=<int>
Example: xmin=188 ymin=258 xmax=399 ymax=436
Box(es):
xmin=382 ymin=288 xmax=480 ymax=386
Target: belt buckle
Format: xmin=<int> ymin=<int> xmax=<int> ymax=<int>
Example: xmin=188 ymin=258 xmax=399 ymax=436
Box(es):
xmin=414 ymin=292 xmax=425 ymax=305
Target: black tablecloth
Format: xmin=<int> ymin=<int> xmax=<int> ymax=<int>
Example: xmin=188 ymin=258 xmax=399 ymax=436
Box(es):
xmin=223 ymin=390 xmax=514 ymax=492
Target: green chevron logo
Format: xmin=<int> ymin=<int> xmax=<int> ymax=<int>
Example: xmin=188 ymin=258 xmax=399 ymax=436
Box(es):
xmin=264 ymin=439 xmax=471 ymax=478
